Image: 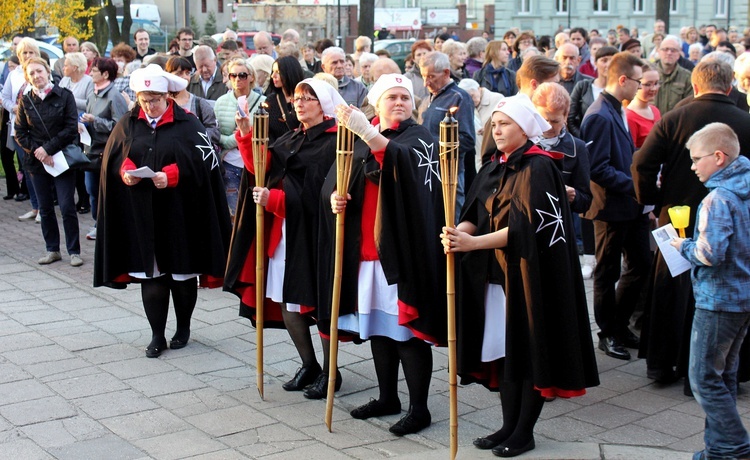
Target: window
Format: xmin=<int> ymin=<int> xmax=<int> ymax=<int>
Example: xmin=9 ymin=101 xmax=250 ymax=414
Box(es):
xmin=715 ymin=0 xmax=727 ymax=16
xmin=201 ymin=0 xmax=206 ymax=13
xmin=594 ymin=0 xmax=609 ymax=13
xmin=633 ymin=0 xmax=644 ymax=13
xmin=670 ymin=0 xmax=678 ymax=13
xmin=557 ymin=0 xmax=568 ymax=14
xmin=218 ymin=0 xmax=223 ymax=13
xmin=519 ymin=0 xmax=531 ymax=14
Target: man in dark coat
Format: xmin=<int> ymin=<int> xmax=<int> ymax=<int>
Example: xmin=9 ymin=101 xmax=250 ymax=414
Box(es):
xmin=581 ymin=52 xmax=651 ymax=361
xmin=632 ymin=59 xmax=750 ymax=385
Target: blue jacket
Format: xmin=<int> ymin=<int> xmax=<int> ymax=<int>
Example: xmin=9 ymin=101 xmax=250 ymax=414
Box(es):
xmin=680 ymin=155 xmax=750 ymax=313
xmin=580 ymin=92 xmax=640 ymax=222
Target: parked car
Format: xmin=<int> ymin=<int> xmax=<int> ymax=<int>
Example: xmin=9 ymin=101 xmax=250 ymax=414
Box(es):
xmin=0 ymin=39 xmax=64 ymax=74
xmin=232 ymin=32 xmax=282 ymax=56
xmin=373 ymin=39 xmax=416 ymax=72
xmin=107 ymin=17 xmax=168 ymax=52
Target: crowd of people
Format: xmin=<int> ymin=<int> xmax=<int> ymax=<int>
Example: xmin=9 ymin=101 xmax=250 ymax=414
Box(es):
xmin=2 ymin=19 xmax=750 ymax=459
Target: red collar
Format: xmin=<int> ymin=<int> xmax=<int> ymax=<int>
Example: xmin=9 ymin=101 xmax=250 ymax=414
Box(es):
xmin=493 ymin=145 xmax=564 ymax=163
xmin=137 ymin=101 xmax=176 ymax=127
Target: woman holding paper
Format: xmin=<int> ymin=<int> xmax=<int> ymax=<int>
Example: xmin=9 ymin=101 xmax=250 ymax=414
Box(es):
xmin=80 ymin=57 xmax=128 ymax=240
xmin=14 ymin=57 xmax=82 ymax=267
xmin=93 ymin=64 xmax=231 ymax=358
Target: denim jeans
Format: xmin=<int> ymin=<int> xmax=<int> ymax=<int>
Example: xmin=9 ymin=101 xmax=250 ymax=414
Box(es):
xmin=31 ymin=169 xmax=80 ymax=255
xmin=689 ymin=308 xmax=750 ymax=459
xmin=222 ymin=161 xmax=241 ymax=217
xmin=13 ymin=138 xmax=39 ymax=209
xmin=85 ymin=170 xmax=100 ymax=221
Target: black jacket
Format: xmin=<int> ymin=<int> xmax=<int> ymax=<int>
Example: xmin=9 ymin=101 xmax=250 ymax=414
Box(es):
xmin=15 ymin=84 xmax=78 ymax=175
xmin=474 ymin=64 xmax=518 ymax=97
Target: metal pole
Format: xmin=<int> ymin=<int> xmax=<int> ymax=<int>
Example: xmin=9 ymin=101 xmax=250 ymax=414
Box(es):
xmin=337 ymin=0 xmax=342 ymax=47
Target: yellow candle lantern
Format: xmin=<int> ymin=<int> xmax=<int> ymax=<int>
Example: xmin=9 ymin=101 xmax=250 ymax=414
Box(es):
xmin=668 ymin=205 xmax=691 ymax=238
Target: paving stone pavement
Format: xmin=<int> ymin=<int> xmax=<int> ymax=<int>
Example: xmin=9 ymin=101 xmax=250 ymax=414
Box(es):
xmin=1 ymin=184 xmax=748 ymax=459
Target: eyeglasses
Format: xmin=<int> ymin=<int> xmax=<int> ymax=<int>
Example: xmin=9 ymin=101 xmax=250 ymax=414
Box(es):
xmin=641 ymin=81 xmax=662 ymax=89
xmin=229 ymin=72 xmax=249 ymax=80
xmin=139 ymin=96 xmax=165 ymax=106
xmin=292 ymin=95 xmax=319 ymax=104
xmin=690 ymin=151 xmax=724 ymax=164
xmin=625 ymin=76 xmax=642 ymax=87
xmin=660 ymin=47 xmax=681 ymax=53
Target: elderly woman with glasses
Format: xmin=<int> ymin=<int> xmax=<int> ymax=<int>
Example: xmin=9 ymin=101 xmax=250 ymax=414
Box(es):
xmin=225 ymin=79 xmax=346 ymax=400
xmin=215 ymin=58 xmax=266 ymax=219
xmin=94 ymin=64 xmax=231 ymax=358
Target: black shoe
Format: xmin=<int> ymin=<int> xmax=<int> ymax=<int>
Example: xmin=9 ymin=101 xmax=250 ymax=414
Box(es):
xmin=492 ymin=438 xmax=535 ymax=458
xmin=77 ymin=205 xmax=90 ymax=214
xmin=620 ymin=329 xmax=640 ymax=349
xmin=648 ymin=367 xmax=679 ymax=384
xmin=302 ymin=370 xmax=342 ymax=399
xmin=3 ymin=194 xmax=15 ymax=200
xmin=282 ymin=363 xmax=322 ymax=391
xmin=14 ymin=193 xmax=28 ymax=202
xmin=351 ymin=398 xmax=401 ymax=419
xmin=146 ymin=337 xmax=167 ymax=358
xmin=474 ymin=436 xmax=503 ymax=450
xmin=389 ymin=406 xmax=431 ymax=436
xmin=598 ymin=336 xmax=631 ymax=360
xmin=170 ymin=330 xmax=190 ymax=349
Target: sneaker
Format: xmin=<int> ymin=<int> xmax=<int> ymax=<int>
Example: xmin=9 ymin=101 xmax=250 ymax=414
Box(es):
xmin=86 ymin=227 xmax=97 ymax=240
xmin=38 ymin=251 xmax=62 ymax=265
xmin=18 ymin=210 xmax=38 ymax=221
xmin=35 ymin=212 xmax=41 ymax=224
xmin=581 ymin=254 xmax=596 ymax=280
xmin=70 ymin=254 xmax=83 ymax=267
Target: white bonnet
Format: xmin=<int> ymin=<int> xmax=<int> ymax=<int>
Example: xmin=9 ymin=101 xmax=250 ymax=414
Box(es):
xmin=129 ymin=64 xmax=187 ymax=93
xmin=296 ymin=78 xmax=346 ymax=119
xmin=367 ymin=73 xmax=415 ymax=107
xmin=491 ymin=94 xmax=551 ymax=143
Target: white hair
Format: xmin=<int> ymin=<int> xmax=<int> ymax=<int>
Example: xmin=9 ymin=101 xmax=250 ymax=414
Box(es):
xmin=358 ymin=52 xmax=378 ymax=66
xmin=457 ymin=78 xmax=480 ymax=92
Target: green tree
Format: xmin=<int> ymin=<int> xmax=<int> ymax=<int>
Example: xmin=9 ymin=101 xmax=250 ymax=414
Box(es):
xmin=204 ymin=11 xmax=217 ymax=36
xmin=190 ymin=16 xmax=201 ymax=37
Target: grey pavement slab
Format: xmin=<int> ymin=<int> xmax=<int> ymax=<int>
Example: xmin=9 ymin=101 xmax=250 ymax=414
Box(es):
xmin=0 ymin=182 xmax=730 ymax=459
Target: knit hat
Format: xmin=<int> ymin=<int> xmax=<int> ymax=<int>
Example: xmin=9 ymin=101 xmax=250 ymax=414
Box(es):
xmin=492 ymin=94 xmax=551 ymax=143
xmin=367 ymin=73 xmax=415 ymax=107
xmin=296 ymin=78 xmax=346 ymax=119
xmin=130 ymin=63 xmax=187 ymax=93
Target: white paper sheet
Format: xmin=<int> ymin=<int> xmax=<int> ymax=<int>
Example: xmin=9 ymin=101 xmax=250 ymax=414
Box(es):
xmin=652 ymin=223 xmax=691 ymax=277
xmin=126 ymin=166 xmax=157 ymax=178
xmin=43 ymin=151 xmax=70 ymax=177
xmin=79 ymin=124 xmax=92 ymax=146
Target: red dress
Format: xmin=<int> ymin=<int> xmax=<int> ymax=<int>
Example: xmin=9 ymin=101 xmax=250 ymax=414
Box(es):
xmin=626 ymin=105 xmax=661 ymax=148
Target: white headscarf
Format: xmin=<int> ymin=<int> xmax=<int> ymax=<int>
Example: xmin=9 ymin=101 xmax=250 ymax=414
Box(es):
xmin=491 ymin=94 xmax=551 ymax=144
xmin=297 ymin=78 xmax=346 ymax=119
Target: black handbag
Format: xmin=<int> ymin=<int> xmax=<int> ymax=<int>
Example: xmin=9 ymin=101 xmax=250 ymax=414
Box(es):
xmin=25 ymin=93 xmax=90 ymax=169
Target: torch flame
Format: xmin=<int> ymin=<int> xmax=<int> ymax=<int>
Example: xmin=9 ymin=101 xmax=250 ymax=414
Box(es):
xmin=449 ymin=106 xmax=458 ymax=116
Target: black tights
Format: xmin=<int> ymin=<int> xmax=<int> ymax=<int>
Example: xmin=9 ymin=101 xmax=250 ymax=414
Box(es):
xmin=141 ymin=277 xmax=197 ymax=344
xmin=280 ymin=307 xmax=320 ymax=368
xmin=371 ymin=336 xmax=432 ymax=413
xmin=484 ymin=380 xmax=545 ymax=449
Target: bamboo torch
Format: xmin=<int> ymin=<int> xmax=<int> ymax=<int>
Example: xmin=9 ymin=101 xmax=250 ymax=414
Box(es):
xmin=325 ymin=122 xmax=355 ymax=432
xmin=439 ymin=107 xmax=459 ymax=460
xmin=253 ymin=103 xmax=269 ymax=400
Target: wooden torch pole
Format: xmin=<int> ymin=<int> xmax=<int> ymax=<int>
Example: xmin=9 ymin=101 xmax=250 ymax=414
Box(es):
xmin=253 ymin=104 xmax=269 ymax=400
xmin=325 ymin=123 xmax=355 ymax=431
xmin=439 ymin=107 xmax=459 ymax=460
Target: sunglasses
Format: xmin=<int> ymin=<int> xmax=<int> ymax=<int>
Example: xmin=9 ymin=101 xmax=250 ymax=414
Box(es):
xmin=229 ymin=72 xmax=249 ymax=80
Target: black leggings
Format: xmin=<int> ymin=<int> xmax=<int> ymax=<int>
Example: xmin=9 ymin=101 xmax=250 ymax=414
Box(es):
xmin=141 ymin=276 xmax=197 ymax=341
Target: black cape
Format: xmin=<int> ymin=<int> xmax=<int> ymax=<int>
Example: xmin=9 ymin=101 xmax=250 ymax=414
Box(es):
xmin=316 ymin=119 xmax=448 ymax=345
xmin=93 ymin=103 xmax=231 ymax=288
xmin=457 ymin=142 xmax=599 ymax=396
xmin=224 ymin=118 xmax=338 ymax=327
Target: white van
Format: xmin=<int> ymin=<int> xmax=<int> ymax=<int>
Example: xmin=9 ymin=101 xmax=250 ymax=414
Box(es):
xmin=130 ymin=4 xmax=161 ymax=27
